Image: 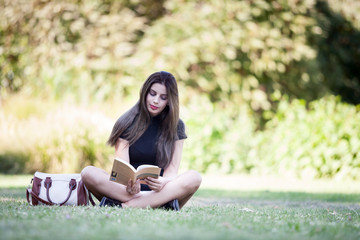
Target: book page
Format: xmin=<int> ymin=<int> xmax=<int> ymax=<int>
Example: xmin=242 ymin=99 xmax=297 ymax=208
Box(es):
xmin=135 ymin=166 xmax=161 ymax=180
xmin=110 ymin=158 xmax=136 ymax=185
xmin=137 ymin=164 xmax=159 ymax=171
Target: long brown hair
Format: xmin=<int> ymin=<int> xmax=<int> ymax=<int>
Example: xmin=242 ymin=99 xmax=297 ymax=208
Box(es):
xmin=107 ymin=71 xmax=180 ymax=169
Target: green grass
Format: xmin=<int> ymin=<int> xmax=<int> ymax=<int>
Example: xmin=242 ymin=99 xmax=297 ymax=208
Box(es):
xmin=1 ymin=175 xmax=360 ymax=240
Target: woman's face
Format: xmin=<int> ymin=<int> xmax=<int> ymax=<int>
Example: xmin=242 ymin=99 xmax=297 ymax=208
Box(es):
xmin=146 ymin=83 xmax=168 ymax=117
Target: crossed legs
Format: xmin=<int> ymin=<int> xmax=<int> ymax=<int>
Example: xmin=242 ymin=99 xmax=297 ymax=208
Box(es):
xmin=81 ymin=166 xmax=202 ymax=209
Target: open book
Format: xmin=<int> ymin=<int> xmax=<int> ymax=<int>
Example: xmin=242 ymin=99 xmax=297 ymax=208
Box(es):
xmin=109 ymin=157 xmax=161 ymax=185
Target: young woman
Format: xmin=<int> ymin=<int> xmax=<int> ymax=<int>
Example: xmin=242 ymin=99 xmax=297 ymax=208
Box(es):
xmin=81 ymin=71 xmax=202 ymax=210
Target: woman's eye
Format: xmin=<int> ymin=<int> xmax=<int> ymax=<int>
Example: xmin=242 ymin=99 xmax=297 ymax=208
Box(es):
xmin=149 ymin=90 xmax=156 ymax=96
xmin=161 ymin=95 xmax=168 ymax=100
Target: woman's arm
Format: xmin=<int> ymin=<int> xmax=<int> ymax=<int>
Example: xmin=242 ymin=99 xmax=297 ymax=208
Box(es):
xmin=115 ymin=138 xmax=130 ymax=163
xmin=163 ymin=139 xmax=184 ymax=178
xmin=145 ymin=139 xmax=184 ymax=191
xmin=115 ymin=138 xmax=140 ymax=194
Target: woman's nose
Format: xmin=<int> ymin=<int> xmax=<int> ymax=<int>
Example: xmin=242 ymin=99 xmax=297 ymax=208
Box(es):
xmin=153 ymin=95 xmax=159 ymax=103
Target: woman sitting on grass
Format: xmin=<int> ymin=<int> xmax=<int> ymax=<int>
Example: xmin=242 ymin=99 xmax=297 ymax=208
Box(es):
xmin=81 ymin=71 xmax=202 ymax=210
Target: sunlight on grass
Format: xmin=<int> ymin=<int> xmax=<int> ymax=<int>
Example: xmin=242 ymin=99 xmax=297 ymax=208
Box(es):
xmin=0 ymin=175 xmax=32 ymax=188
xmin=1 ymin=174 xmax=360 ymax=194
xmin=201 ymin=174 xmax=360 ymax=194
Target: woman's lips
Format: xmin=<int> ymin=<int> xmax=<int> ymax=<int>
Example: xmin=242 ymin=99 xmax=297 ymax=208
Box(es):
xmin=150 ymin=104 xmax=159 ymax=110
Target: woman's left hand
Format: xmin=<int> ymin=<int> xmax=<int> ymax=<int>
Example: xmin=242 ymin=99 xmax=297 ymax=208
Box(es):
xmin=145 ymin=176 xmax=169 ymax=192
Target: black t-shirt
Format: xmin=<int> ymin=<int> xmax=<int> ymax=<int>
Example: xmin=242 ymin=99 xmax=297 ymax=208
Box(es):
xmin=121 ymin=116 xmax=187 ymax=171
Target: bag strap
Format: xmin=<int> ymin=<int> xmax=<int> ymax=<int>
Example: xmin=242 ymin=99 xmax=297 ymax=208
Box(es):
xmin=27 ymin=187 xmax=97 ymax=206
xmin=27 ymin=187 xmax=54 ymax=205
xmin=44 ymin=177 xmax=53 ymax=204
xmin=44 ymin=177 xmax=77 ymax=206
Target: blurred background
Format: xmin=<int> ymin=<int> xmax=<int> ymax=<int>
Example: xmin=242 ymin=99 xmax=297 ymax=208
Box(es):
xmin=1 ymin=0 xmax=359 ymax=181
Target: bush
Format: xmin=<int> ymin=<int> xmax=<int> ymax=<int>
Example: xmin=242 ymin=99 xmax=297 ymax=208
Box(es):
xmin=1 ymin=95 xmax=359 ymax=180
xmin=0 ymin=152 xmax=28 ymax=174
xmin=0 ymin=102 xmax=114 ymax=174
xmin=2 ymin=0 xmax=360 ymax=115
xmin=181 ymin=94 xmax=255 ymax=174
xmin=1 ymin=0 xmax=360 ymax=179
xmin=253 ymin=96 xmax=360 ymax=179
xmin=182 ymin=95 xmax=360 ymax=180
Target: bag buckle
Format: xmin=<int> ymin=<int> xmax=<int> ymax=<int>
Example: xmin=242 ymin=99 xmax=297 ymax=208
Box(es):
xmin=44 ymin=177 xmax=52 ymax=188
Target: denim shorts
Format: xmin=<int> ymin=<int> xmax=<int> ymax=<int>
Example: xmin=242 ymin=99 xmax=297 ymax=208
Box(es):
xmin=141 ymin=184 xmax=151 ymax=191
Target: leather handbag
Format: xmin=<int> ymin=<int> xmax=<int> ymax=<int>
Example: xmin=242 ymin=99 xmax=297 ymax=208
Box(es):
xmin=26 ymin=171 xmax=95 ymax=206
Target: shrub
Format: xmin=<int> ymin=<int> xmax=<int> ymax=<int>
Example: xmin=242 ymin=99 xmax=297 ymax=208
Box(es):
xmin=1 ymin=95 xmax=359 ymax=180
xmin=183 ymin=95 xmax=360 ymax=180
xmin=0 ymin=102 xmax=114 ymax=174
xmin=253 ymin=96 xmax=360 ymax=179
xmin=0 ymin=152 xmax=28 ymax=174
xmin=181 ymin=93 xmax=256 ymax=174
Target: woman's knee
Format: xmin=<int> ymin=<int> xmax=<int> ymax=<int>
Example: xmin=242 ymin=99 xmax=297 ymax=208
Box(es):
xmin=191 ymin=170 xmax=202 ymax=189
xmin=182 ymin=170 xmax=202 ymax=192
xmin=81 ymin=166 xmax=99 ymax=186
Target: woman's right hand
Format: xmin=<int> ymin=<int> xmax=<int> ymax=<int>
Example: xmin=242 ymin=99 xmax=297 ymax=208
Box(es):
xmin=126 ymin=179 xmax=140 ymax=195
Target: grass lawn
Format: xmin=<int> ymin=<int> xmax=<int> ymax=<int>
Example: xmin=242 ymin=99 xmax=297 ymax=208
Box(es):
xmin=1 ymin=174 xmax=360 ymax=240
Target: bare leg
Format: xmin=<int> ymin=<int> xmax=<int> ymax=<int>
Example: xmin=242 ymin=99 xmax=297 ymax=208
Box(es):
xmin=81 ymin=166 xmax=140 ymax=202
xmin=124 ymin=170 xmax=202 ymax=209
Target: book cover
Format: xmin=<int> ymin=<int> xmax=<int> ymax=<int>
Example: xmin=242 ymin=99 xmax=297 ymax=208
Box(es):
xmin=109 ymin=157 xmax=161 ymax=185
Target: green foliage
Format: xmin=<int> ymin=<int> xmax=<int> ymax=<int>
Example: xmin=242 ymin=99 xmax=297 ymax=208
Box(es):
xmin=1 ymin=0 xmax=359 ymax=107
xmin=1 ymin=0 xmax=360 ymax=179
xmin=127 ymin=0 xmax=324 ymax=110
xmin=312 ymin=1 xmax=360 ymax=104
xmin=254 ymin=96 xmax=360 ymax=179
xmin=181 ymin=93 xmax=256 ymax=174
xmin=0 ymin=101 xmax=114 ymax=173
xmin=1 ymin=94 xmax=360 ymax=180
xmin=181 ymin=96 xmax=360 ymax=180
xmin=0 ymin=0 xmax=146 ymax=101
xmin=0 ymin=152 xmax=27 ymax=174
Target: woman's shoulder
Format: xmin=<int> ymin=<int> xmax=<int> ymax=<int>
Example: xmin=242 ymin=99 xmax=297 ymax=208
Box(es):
xmin=177 ymin=118 xmax=187 ymax=140
xmin=177 ymin=118 xmax=185 ymax=126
